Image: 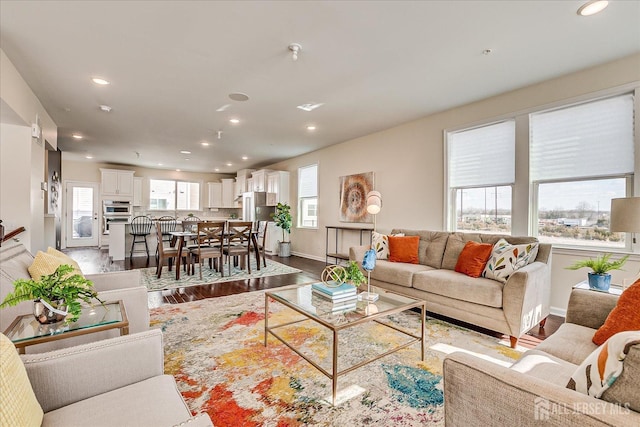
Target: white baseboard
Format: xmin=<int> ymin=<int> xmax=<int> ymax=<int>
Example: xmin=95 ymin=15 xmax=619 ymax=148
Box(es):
xmin=289 ymin=251 xmax=325 ymax=262
xmin=550 ymin=306 xmax=567 ymax=318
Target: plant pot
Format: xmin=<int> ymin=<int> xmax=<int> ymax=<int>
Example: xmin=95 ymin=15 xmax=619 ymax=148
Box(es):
xmin=588 ymin=272 xmax=611 ymax=291
xmin=278 ymin=241 xmax=291 ymax=258
xmin=33 ymin=299 xmax=68 ymax=324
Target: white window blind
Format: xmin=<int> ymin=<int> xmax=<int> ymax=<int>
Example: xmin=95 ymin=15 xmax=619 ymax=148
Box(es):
xmin=298 ymin=164 xmax=318 ymax=197
xmin=530 ymin=94 xmax=634 ymax=182
xmin=448 ymin=121 xmax=515 ymax=188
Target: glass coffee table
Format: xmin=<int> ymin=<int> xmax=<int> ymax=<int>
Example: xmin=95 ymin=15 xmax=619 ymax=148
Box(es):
xmin=265 ymin=284 xmax=426 ymax=405
xmin=4 ymin=300 xmax=129 ymax=354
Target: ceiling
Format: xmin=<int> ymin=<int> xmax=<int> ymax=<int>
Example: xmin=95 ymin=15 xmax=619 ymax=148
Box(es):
xmin=1 ymin=1 xmax=639 ymax=174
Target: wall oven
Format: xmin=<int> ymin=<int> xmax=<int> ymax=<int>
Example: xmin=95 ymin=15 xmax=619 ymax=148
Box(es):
xmin=102 ymin=200 xmax=132 ymax=234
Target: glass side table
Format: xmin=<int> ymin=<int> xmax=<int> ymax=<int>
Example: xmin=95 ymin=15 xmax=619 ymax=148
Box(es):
xmin=3 ymin=300 xmax=128 ymax=354
xmin=573 ymin=280 xmax=624 ymax=296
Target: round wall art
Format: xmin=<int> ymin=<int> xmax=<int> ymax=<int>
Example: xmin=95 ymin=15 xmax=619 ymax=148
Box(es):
xmin=339 ymin=172 xmax=374 ymax=223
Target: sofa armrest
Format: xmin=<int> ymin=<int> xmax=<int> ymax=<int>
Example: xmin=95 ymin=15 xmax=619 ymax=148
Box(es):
xmin=97 ymin=285 xmax=150 ymax=334
xmin=173 ymin=414 xmax=214 ymax=427
xmin=22 ymin=329 xmax=164 ymax=413
xmin=349 ymin=245 xmax=370 ymax=262
xmin=502 ymin=261 xmax=551 ymax=337
xmin=565 ymin=289 xmax=618 ymax=329
xmin=86 ymin=269 xmax=141 ymax=292
xmin=443 ymin=352 xmax=640 ymax=427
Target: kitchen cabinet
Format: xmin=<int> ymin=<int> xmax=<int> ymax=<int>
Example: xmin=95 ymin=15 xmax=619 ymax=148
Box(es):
xmin=207 ymin=182 xmax=222 ymax=207
xmin=267 ymin=171 xmax=290 ymax=204
xmin=133 ymin=177 xmax=143 ymax=206
xmin=100 ymin=169 xmax=134 ymax=198
xmin=251 ymin=169 xmax=272 ymax=192
xmin=235 ymin=175 xmax=246 ymax=198
xmin=246 ymin=177 xmax=254 ymax=192
xmin=221 ymin=179 xmax=236 ymax=208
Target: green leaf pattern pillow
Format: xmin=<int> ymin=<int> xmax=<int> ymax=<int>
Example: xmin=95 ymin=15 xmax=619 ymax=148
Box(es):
xmin=482 ymin=238 xmax=539 ymax=283
xmin=372 ymin=231 xmax=404 ymax=260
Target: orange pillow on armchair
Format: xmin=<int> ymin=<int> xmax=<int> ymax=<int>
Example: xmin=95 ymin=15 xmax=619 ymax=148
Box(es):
xmin=592 ymin=279 xmax=640 ymax=345
xmin=388 ymin=236 xmax=420 ymax=264
xmin=455 ymin=241 xmax=493 ymax=278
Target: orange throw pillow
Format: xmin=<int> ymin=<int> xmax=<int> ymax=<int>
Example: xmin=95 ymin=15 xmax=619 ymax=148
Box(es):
xmin=593 ymin=279 xmax=640 ymax=345
xmin=455 ymin=241 xmax=494 ymax=278
xmin=388 ymin=236 xmax=420 ymax=264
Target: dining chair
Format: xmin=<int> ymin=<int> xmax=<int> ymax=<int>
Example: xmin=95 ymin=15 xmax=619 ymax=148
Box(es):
xmin=256 ymin=220 xmax=269 ymax=268
xmin=189 ymin=221 xmax=226 ymax=279
xmin=155 ymin=216 xmax=177 ymax=258
xmin=130 ymin=215 xmax=153 ymax=259
xmin=223 ymin=221 xmax=254 ymax=275
xmin=154 ymin=221 xmax=179 ymax=278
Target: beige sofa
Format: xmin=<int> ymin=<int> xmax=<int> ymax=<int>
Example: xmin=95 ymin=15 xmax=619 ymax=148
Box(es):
xmin=15 ymin=329 xmax=213 ymax=426
xmin=350 ymin=230 xmax=552 ymax=347
xmin=443 ymin=288 xmax=640 ymax=426
xmin=0 ymin=242 xmax=149 ymax=353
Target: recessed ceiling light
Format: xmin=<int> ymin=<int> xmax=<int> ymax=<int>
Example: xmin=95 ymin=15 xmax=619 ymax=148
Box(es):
xmin=297 ymin=103 xmax=324 ymax=112
xmin=229 ymin=93 xmax=249 ymax=102
xmin=176 ymin=169 xmax=181 ymax=172
xmin=72 ymin=133 xmax=83 ymax=139
xmin=226 ymin=163 xmax=233 ymax=167
xmin=184 ymin=158 xmax=190 ymax=161
xmin=158 ymin=163 xmax=163 ymax=166
xmin=91 ymin=77 xmax=110 ymax=85
xmin=306 ymin=125 xmax=317 ymax=131
xmin=242 ymin=156 xmax=248 ymax=160
xmin=229 ymin=118 xmax=240 ymax=124
xmin=201 ymin=142 xmax=210 ymax=147
xmin=85 ymin=155 xmax=93 ymax=159
xmin=99 ymin=105 xmax=112 ymax=112
xmin=180 ymin=150 xmax=191 ymax=154
xmin=214 ymin=168 xmax=220 ymax=172
xmin=577 ymin=0 xmax=609 ymax=16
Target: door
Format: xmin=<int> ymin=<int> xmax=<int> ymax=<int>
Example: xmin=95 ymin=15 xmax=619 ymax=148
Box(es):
xmin=65 ymin=182 xmax=99 ymax=247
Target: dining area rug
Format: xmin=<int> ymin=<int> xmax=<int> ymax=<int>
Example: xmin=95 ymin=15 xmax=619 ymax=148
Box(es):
xmin=150 ymin=290 xmax=524 ymax=426
xmin=141 ymin=259 xmax=301 ymax=291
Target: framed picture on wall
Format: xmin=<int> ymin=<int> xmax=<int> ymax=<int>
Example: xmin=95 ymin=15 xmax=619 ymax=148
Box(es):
xmin=339 ymin=171 xmax=374 ymax=223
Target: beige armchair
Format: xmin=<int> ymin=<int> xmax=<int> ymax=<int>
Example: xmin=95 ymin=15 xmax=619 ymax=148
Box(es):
xmin=14 ymin=329 xmax=213 ymax=427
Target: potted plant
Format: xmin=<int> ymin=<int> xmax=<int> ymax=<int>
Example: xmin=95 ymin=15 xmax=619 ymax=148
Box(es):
xmin=272 ymin=202 xmax=292 ymax=257
xmin=344 ymin=260 xmax=366 ymax=287
xmin=566 ymin=253 xmax=629 ymax=291
xmin=0 ymin=264 xmax=103 ymax=324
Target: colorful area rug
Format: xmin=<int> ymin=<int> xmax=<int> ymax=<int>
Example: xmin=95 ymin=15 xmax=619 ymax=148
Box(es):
xmin=141 ymin=259 xmax=301 ymax=291
xmin=150 ymin=291 xmax=524 ymax=426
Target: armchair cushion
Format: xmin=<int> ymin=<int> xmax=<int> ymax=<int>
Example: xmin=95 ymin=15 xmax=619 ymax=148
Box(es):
xmin=0 ymin=334 xmax=43 ymax=427
xmin=593 ymin=279 xmax=640 ymax=345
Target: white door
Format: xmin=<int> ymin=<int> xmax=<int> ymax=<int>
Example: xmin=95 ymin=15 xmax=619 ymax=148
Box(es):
xmin=65 ymin=182 xmax=100 ymax=247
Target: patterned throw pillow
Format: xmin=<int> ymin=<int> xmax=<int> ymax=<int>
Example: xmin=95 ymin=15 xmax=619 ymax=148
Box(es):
xmin=567 ymin=330 xmax=640 ymax=398
xmin=371 ymin=231 xmax=404 ymax=260
xmin=482 ymin=238 xmax=539 ymax=283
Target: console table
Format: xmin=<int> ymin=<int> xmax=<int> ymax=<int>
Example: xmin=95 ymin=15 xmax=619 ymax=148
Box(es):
xmin=325 ymin=225 xmax=373 ymax=265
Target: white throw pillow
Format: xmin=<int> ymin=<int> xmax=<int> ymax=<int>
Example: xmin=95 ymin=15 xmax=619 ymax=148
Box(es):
xmin=482 ymin=238 xmax=539 ymax=283
xmin=371 ymin=231 xmax=404 ymax=260
xmin=567 ymin=330 xmax=640 ymax=398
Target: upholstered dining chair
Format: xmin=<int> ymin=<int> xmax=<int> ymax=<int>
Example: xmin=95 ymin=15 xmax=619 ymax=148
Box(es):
xmin=155 ymin=216 xmax=177 ymax=258
xmin=256 ymin=220 xmax=269 ymax=268
xmin=189 ymin=221 xmax=226 ymax=279
xmin=223 ymin=221 xmax=254 ymax=275
xmin=129 ymin=215 xmax=153 ymax=259
xmin=154 ymin=221 xmax=179 ymax=278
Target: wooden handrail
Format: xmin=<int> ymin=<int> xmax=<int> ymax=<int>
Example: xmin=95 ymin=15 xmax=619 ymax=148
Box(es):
xmin=1 ymin=226 xmax=26 ymax=245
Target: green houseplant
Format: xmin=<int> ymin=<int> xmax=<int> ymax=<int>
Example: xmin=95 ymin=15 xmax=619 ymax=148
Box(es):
xmin=0 ymin=264 xmax=103 ymax=324
xmin=566 ymin=253 xmax=629 ymax=291
xmin=345 ymin=260 xmax=366 ymax=287
xmin=272 ymin=202 xmax=292 ymax=257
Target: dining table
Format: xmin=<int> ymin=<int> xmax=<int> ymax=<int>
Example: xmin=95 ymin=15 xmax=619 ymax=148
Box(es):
xmin=168 ymin=228 xmax=262 ymax=280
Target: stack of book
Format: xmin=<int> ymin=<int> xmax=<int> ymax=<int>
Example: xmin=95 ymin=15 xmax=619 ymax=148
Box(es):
xmin=311 ymin=281 xmax=358 ymax=312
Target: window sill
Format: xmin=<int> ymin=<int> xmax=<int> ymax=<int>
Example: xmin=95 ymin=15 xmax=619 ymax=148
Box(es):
xmin=551 ymin=245 xmax=640 ymax=262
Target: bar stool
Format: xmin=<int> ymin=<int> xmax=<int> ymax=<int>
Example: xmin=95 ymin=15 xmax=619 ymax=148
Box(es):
xmin=130 ymin=215 xmax=152 ymax=258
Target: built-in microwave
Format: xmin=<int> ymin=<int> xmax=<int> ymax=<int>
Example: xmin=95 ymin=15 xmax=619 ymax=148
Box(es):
xmin=103 ymin=200 xmax=132 ymax=215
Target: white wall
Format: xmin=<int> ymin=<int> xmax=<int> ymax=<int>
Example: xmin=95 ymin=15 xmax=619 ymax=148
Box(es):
xmin=269 ymin=53 xmax=640 ymax=315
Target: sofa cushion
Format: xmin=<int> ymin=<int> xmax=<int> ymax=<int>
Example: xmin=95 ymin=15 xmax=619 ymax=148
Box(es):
xmin=510 ymin=349 xmax=576 ymax=387
xmin=0 ymin=333 xmax=44 ymax=427
xmin=482 ymin=239 xmax=539 ymax=283
xmin=567 ymin=331 xmax=640 ymax=399
xmin=388 ymin=235 xmax=420 ymax=264
xmin=370 ymin=259 xmax=433 ymax=288
xmin=454 ymin=241 xmax=493 ymax=278
xmin=601 ymin=343 xmax=640 ymax=413
xmin=412 ymin=269 xmax=504 ymax=308
xmin=535 ymin=323 xmax=599 ymax=365
xmin=391 ymin=229 xmax=449 ymax=269
xmin=41 ymin=375 xmax=191 ymax=427
xmin=371 ymin=231 xmax=404 ymax=260
xmin=441 ymin=232 xmax=483 ymax=270
xmin=28 ymin=251 xmax=84 ymax=280
xmin=46 ymin=247 xmax=83 ymax=274
xmin=593 ymin=279 xmax=640 ymax=345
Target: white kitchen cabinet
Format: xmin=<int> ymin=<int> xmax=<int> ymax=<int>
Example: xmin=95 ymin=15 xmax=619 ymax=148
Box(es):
xmin=133 ymin=177 xmax=143 ymax=206
xmin=246 ymin=177 xmax=254 ymax=192
xmin=221 ymin=179 xmax=235 ymax=208
xmin=267 ymin=171 xmax=290 ymax=205
xmin=207 ymin=182 xmax=222 ymax=207
xmin=251 ymin=169 xmax=271 ymax=192
xmin=100 ymin=169 xmax=134 ymax=198
xmin=235 ymin=175 xmax=246 ymax=198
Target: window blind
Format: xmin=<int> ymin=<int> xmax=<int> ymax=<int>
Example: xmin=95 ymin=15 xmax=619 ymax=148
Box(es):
xmin=298 ymin=164 xmax=318 ymax=198
xmin=448 ymin=121 xmax=515 ymax=188
xmin=530 ymin=94 xmax=634 ymax=181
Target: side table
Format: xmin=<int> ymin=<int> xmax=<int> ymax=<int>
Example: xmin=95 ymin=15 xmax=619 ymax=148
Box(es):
xmin=4 ymin=300 xmax=128 ymax=354
xmin=573 ymin=280 xmax=623 ymax=296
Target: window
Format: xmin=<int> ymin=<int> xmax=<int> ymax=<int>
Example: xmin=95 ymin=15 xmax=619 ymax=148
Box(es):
xmin=149 ymin=179 xmax=200 ymax=211
xmin=447 ymin=121 xmax=515 ymax=234
xmin=530 ymin=94 xmax=634 ymax=248
xmin=298 ymin=164 xmax=318 ymax=228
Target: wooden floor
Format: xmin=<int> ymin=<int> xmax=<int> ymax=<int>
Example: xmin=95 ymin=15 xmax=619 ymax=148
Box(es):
xmin=65 ymin=247 xmax=563 ymax=349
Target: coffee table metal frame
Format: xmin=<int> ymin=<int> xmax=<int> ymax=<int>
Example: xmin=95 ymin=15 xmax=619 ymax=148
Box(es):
xmin=4 ymin=300 xmax=129 ymax=354
xmin=264 ymin=284 xmax=426 ymax=405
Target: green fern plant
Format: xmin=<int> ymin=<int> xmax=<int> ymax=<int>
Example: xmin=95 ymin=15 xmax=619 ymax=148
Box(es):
xmin=0 ymin=264 xmax=103 ymax=323
xmin=345 ymin=260 xmax=366 ymax=286
xmin=566 ymin=253 xmax=629 ymax=275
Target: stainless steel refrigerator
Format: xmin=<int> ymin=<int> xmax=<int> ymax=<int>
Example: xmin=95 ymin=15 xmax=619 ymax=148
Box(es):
xmin=242 ymin=192 xmax=276 ymax=222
